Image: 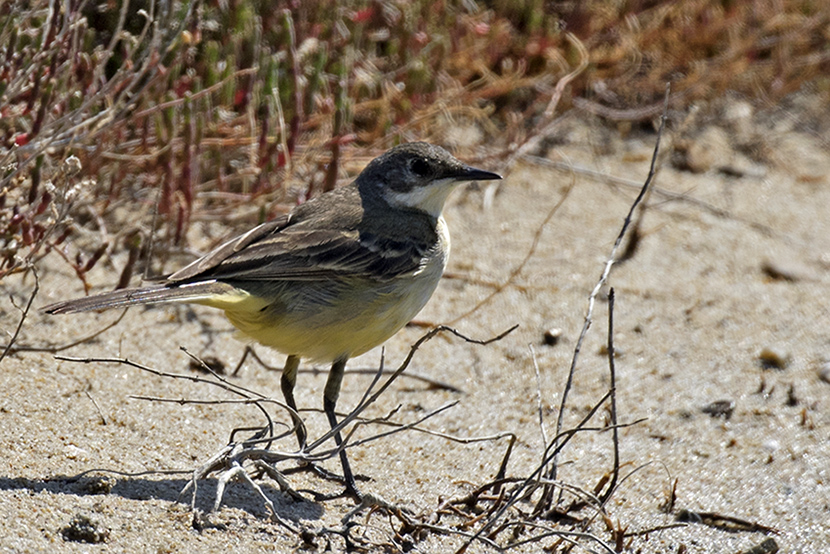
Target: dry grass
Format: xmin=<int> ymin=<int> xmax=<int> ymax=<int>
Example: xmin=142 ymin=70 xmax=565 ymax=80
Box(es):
xmin=1 ymin=0 xmax=828 ymax=288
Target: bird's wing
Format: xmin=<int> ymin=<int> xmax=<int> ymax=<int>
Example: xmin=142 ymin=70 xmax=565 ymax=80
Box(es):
xmin=168 ymin=212 xmax=433 ymax=284
xmin=168 ymin=216 xmax=289 ymax=282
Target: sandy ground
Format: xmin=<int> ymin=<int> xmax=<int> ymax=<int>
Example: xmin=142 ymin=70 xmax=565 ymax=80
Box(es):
xmin=2 ymin=103 xmax=829 ymax=553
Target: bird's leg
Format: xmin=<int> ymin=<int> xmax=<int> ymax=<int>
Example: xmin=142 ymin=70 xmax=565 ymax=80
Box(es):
xmin=279 ymin=355 xmax=346 ymax=491
xmin=324 ymin=356 xmax=360 ymax=499
xmin=280 ymin=354 xmax=306 ymax=448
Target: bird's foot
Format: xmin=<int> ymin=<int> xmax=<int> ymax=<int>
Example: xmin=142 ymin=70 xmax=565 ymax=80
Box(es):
xmin=284 ymin=463 xmax=365 ymax=503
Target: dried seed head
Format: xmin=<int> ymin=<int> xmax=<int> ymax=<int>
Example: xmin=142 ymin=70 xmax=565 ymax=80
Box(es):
xmin=63 ymin=155 xmax=82 ymax=176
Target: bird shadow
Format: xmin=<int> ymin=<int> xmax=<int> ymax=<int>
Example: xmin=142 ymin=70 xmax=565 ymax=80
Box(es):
xmin=0 ymin=471 xmax=324 ymax=523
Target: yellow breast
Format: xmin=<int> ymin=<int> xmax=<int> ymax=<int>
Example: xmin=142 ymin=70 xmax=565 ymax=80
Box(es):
xmin=214 ymin=217 xmax=450 ymax=363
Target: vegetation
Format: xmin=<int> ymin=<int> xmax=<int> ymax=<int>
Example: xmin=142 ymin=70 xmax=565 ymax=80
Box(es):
xmin=1 ymin=0 xmax=828 ymax=284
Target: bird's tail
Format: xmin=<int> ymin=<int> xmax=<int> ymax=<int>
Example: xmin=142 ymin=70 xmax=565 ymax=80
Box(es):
xmin=42 ymin=280 xmax=235 ymax=314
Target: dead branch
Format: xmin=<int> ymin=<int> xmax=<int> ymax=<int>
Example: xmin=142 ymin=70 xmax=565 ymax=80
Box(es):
xmin=0 ymin=267 xmax=39 ymax=364
xmin=546 ymin=84 xmax=671 ymax=491
xmin=598 ymin=288 xmax=620 ymax=506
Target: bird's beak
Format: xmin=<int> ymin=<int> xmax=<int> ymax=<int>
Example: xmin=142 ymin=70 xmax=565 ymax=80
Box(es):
xmin=458 ymin=165 xmax=502 ymax=182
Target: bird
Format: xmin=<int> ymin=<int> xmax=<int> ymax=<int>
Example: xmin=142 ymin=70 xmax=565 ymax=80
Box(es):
xmin=43 ymin=142 xmax=502 ymax=497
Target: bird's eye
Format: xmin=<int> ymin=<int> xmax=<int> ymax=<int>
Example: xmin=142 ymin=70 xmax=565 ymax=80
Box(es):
xmin=409 ymin=158 xmax=431 ymax=176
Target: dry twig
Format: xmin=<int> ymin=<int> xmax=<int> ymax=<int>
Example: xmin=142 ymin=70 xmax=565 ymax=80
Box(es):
xmin=544 ymin=84 xmax=671 ymax=496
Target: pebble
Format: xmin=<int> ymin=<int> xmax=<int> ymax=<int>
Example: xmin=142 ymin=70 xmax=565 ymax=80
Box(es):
xmin=818 ymin=362 xmax=830 ymax=384
xmin=61 ymin=514 xmax=109 ymax=544
xmin=738 ymin=537 xmax=779 ymax=554
xmin=543 ymin=327 xmax=562 ymax=346
xmin=78 ymin=475 xmax=116 ymax=495
xmin=762 ymin=438 xmax=780 ymax=452
xmin=758 ymin=347 xmax=791 ymax=370
xmin=761 ymin=257 xmax=813 ymax=282
xmin=63 ymin=444 xmax=90 ymax=461
xmin=701 ymin=399 xmax=735 ymax=419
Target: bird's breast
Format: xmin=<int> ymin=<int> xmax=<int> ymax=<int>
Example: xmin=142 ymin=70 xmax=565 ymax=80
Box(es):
xmin=222 ymin=218 xmax=450 ymax=363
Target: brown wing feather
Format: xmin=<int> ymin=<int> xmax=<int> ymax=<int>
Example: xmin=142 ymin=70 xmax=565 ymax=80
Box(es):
xmin=166 ymin=186 xmax=437 ymax=284
xmin=173 ymin=227 xmax=431 ymax=282
xmin=168 ymin=215 xmax=291 ymax=282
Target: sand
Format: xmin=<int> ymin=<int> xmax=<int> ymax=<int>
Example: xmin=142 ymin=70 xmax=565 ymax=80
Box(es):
xmin=1 ymin=103 xmax=828 ymax=552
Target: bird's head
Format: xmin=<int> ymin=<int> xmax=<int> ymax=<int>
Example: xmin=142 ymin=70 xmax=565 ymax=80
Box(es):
xmin=358 ymin=142 xmax=502 ymax=218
